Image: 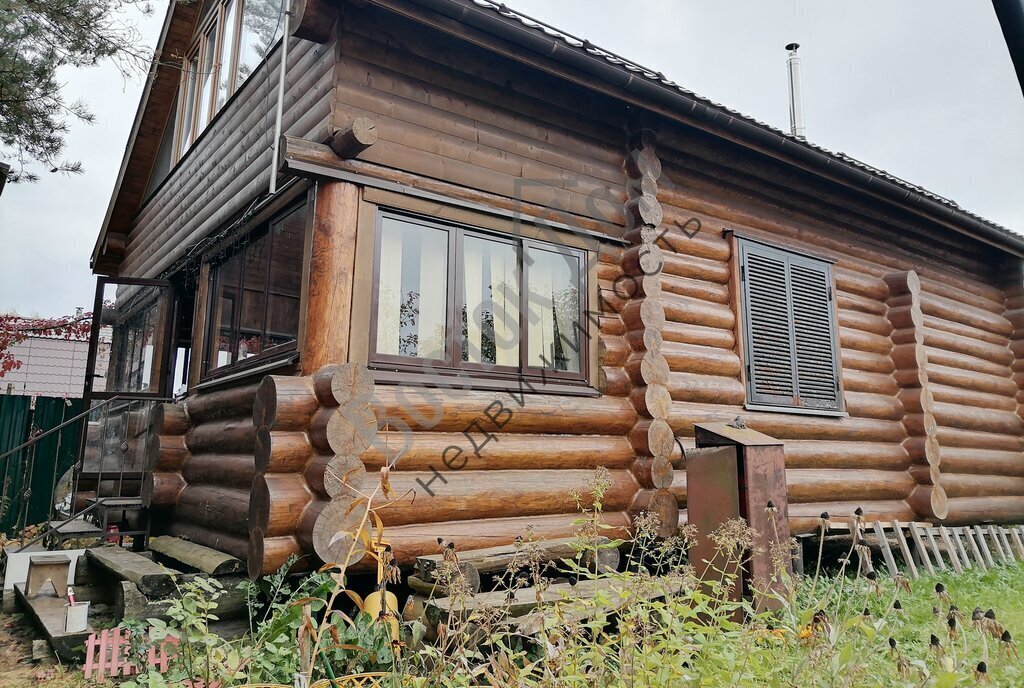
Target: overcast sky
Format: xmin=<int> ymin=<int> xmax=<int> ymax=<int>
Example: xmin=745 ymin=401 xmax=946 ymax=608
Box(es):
xmin=0 ymin=0 xmax=1021 ymax=317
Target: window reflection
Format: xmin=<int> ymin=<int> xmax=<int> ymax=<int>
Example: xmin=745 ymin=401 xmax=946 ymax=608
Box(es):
xmin=527 ymin=247 xmax=581 ymax=373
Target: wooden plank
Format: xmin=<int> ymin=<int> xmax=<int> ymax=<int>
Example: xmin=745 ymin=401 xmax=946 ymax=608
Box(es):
xmin=998 ymin=527 xmax=1017 ymax=562
xmin=891 ymin=520 xmax=919 ymax=580
xmin=1009 ymin=527 xmax=1024 ymax=560
xmin=925 ymin=527 xmax=947 ymax=572
xmin=14 ymin=584 xmax=92 ymax=662
xmin=961 ymin=527 xmax=988 ymax=570
xmin=148 ymin=535 xmax=244 ymax=575
xmin=873 ymin=521 xmax=899 ymax=577
xmin=908 ymin=522 xmax=935 ymax=575
xmin=86 ymin=547 xmax=180 ymax=597
xmin=950 ymin=529 xmax=972 ymax=570
xmin=938 ymin=527 xmax=963 ymax=574
xmin=974 ymin=526 xmax=997 ymax=567
xmin=416 ymin=536 xmax=615 ymax=581
xmin=987 ymin=525 xmax=1010 ymax=564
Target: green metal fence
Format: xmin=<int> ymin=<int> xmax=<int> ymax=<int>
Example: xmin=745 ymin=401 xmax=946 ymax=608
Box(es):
xmin=0 ymin=395 xmax=84 ymax=534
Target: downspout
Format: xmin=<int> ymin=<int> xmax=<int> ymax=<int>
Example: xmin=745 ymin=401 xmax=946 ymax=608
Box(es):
xmin=269 ymin=0 xmax=294 ymax=195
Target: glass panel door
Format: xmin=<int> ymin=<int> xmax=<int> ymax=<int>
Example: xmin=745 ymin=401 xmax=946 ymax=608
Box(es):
xmin=84 ymin=277 xmax=175 ymax=400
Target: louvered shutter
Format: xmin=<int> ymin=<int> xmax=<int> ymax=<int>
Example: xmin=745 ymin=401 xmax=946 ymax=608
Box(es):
xmin=789 ymin=256 xmax=840 ymax=410
xmin=739 ymin=240 xmax=841 ymax=412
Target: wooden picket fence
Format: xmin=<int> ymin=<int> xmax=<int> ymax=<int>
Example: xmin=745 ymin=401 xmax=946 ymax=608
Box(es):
xmin=864 ymin=521 xmax=1024 ymax=580
xmin=83 ymin=626 xmax=182 ymax=683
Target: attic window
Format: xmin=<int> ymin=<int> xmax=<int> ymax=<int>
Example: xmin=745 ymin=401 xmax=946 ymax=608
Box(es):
xmin=737 ymin=237 xmax=843 ymax=416
xmin=174 ymin=0 xmax=285 ymax=161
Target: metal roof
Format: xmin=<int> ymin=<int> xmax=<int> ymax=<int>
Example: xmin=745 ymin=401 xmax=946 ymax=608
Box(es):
xmin=433 ymin=0 xmax=1024 ymax=253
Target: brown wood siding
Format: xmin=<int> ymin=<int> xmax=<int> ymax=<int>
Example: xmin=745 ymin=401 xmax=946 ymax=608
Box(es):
xmin=120 ymin=36 xmax=337 ymax=278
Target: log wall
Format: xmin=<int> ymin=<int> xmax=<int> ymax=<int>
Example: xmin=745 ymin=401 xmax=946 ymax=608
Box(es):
xmin=119 ymin=31 xmax=337 ymax=278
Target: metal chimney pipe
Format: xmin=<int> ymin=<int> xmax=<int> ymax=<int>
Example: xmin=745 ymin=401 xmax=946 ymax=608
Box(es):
xmin=785 ymin=43 xmax=806 ymax=140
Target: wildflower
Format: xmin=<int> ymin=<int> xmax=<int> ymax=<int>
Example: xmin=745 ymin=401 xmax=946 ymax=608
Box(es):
xmin=1000 ymin=629 xmax=1019 ymax=659
xmin=896 ymin=654 xmax=912 ymax=679
xmin=973 ymin=607 xmax=986 ymax=631
xmin=984 ymin=609 xmax=1005 ymax=639
xmin=862 ymin=606 xmax=871 ymax=618
xmin=893 ymin=599 xmax=903 ymax=613
xmin=894 ymin=572 xmax=911 ymax=594
xmin=929 ymin=634 xmax=944 ymax=657
xmin=932 ymin=605 xmax=941 ymax=617
xmin=975 ymin=661 xmax=990 ymax=683
xmin=818 ymin=511 xmax=831 ymax=532
xmin=888 ymin=637 xmax=897 ymax=654
xmin=709 ymin=517 xmax=757 ymax=555
xmin=934 ymin=582 xmax=950 ymax=603
xmin=379 ymin=465 xmax=394 ymax=498
xmin=765 ymin=500 xmax=777 ymax=515
xmin=866 ymin=569 xmax=881 ymax=596
xmin=947 ymin=616 xmax=958 ymax=640
xmin=948 ymin=604 xmax=964 ymax=624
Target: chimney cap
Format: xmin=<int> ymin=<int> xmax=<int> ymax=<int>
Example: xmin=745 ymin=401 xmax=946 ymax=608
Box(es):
xmin=785 ymin=42 xmax=800 ymax=52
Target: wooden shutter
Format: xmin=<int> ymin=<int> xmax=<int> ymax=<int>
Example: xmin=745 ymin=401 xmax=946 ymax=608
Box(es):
xmin=739 ymin=240 xmax=841 ymax=412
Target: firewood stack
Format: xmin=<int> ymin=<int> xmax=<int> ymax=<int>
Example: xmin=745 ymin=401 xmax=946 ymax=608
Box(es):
xmin=620 ymin=128 xmax=678 ymax=538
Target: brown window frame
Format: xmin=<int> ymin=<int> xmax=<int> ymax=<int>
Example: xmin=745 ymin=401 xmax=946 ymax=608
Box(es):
xmin=368 ymin=209 xmax=591 ymax=387
xmin=201 ymin=201 xmax=307 ymax=380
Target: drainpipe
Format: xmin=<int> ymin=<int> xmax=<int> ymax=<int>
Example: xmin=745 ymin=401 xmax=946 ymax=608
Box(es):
xmin=269 ymin=0 xmax=294 ymax=195
xmin=785 ymin=43 xmax=806 ymax=140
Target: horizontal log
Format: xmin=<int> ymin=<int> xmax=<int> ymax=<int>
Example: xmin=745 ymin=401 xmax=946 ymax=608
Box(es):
xmin=925 ymin=345 xmax=1011 ymax=378
xmin=142 ymin=472 xmax=186 ymax=508
xmin=663 ymin=295 xmax=735 ymax=330
xmin=935 ymin=426 xmax=1023 ymax=452
xmin=253 ymin=375 xmax=319 ymax=431
xmin=907 ymin=484 xmax=948 ymax=520
xmin=358 ymin=432 xmax=637 ymax=471
xmin=147 ymin=434 xmax=188 ymax=472
xmin=247 ymin=529 xmax=302 ymax=579
xmin=926 ymin=364 xmax=1019 ymax=396
xmin=370 ymin=386 xmax=639 ymax=435
xmin=86 ymin=548 xmax=180 ymax=598
xmin=382 ymin=511 xmax=633 ymax=565
xmin=151 ymin=403 xmax=190 ymax=436
xmin=666 ymin=372 xmax=746 ymax=405
xmin=631 ymin=456 xmax=674 ymax=489
xmin=660 ymin=252 xmax=730 ymax=283
xmin=837 ymin=290 xmax=886 ymax=317
xmin=941 ymin=496 xmax=1024 ymax=525
xmin=923 ymin=327 xmax=1014 ymax=366
xmin=255 ymin=427 xmax=315 ymax=473
xmin=599 ymin=334 xmax=630 ymax=367
xmin=185 ymin=418 xmax=256 ymax=454
xmin=661 ymin=341 xmax=741 ymax=377
xmin=839 ymin=348 xmax=895 ymax=375
xmin=181 ymin=454 xmax=255 ymax=489
xmin=920 ymin=292 xmax=1012 ymax=337
xmin=368 ymin=468 xmax=637 ymax=527
xmin=183 ymin=384 xmax=259 ymax=424
xmin=599 ymin=367 xmax=631 ymax=397
xmin=941 ymin=473 xmax=1024 ymax=498
xmin=660 ymin=274 xmax=730 ymax=303
xmin=630 ymin=488 xmax=680 ymax=537
xmin=843 ymin=391 xmax=905 ymax=421
xmin=148 ymin=535 xmax=245 ymax=576
xmin=668 ymin=402 xmax=907 ymax=443
xmin=931 ymin=402 xmax=1023 ymax=435
xmin=835 ymin=268 xmax=888 ymax=302
xmin=785 ymin=468 xmax=915 ymax=503
xmin=938 ymin=447 xmax=1024 ymax=477
xmin=929 ymin=383 xmax=1017 ymax=412
xmin=841 ymin=369 xmax=898 ymax=396
xmin=175 ymin=485 xmax=251 ymax=537
xmin=924 ymin=314 xmax=1009 ymax=348
xmin=840 ymin=327 xmax=891 ymax=355
xmin=164 ymin=524 xmax=249 ymax=562
xmin=662 ymin=321 xmax=735 ymax=349
xmin=249 ymin=473 xmax=313 ymax=537
xmin=788 ymin=500 xmax=915 ymax=535
xmin=783 ymin=440 xmax=911 ymax=471
xmin=838 ymin=309 xmax=892 ymax=337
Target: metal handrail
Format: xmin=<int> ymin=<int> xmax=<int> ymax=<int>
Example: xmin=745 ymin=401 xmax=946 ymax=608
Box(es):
xmin=14 ymin=500 xmax=104 ymax=553
xmin=0 ymin=395 xmax=169 ymax=463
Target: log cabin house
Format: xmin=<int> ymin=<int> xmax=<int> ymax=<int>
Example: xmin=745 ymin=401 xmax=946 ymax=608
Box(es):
xmin=87 ymin=0 xmax=1024 ymax=579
